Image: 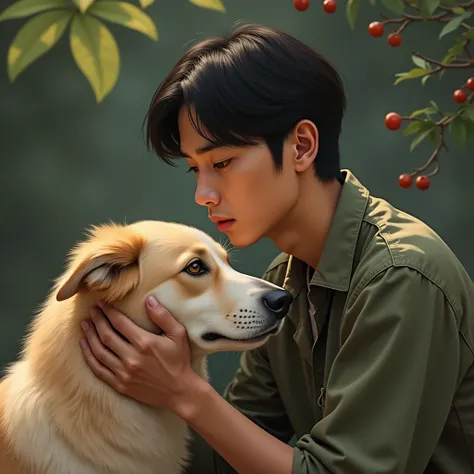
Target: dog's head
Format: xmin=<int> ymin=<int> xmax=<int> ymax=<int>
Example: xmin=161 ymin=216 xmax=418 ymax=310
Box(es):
xmin=55 ymin=220 xmax=292 ymax=353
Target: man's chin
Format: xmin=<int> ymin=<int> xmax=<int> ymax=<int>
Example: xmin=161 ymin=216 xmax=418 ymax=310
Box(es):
xmin=223 ymin=223 xmax=268 ymax=248
xmin=225 ymin=232 xmax=261 ymax=249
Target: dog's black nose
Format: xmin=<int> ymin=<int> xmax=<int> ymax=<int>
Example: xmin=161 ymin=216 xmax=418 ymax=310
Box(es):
xmin=262 ymin=289 xmax=292 ymax=319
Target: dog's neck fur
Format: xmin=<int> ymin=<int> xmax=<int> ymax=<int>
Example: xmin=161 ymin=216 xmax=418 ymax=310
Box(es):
xmin=2 ymin=292 xmax=208 ymax=474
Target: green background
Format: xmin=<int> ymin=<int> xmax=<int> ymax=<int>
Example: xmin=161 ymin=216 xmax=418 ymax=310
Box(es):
xmin=1 ymin=0 xmax=473 ymax=394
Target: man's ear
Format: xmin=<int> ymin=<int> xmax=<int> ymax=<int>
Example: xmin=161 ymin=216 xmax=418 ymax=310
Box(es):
xmin=56 ymin=223 xmax=146 ymax=303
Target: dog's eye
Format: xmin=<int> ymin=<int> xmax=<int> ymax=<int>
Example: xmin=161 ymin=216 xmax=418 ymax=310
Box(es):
xmin=184 ymin=259 xmax=208 ymax=276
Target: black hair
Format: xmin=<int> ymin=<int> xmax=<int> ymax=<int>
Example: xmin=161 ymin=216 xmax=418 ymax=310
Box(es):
xmin=144 ymin=23 xmax=346 ymax=180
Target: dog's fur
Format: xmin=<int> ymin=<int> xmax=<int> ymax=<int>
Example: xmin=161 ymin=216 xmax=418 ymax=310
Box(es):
xmin=0 ymin=220 xmax=291 ymax=474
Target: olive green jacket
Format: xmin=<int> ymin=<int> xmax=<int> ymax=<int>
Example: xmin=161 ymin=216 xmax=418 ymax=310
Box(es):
xmin=187 ymin=170 xmax=474 ymax=473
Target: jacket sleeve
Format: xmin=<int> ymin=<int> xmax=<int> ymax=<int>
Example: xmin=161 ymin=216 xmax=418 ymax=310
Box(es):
xmin=292 ymin=266 xmax=460 ymax=473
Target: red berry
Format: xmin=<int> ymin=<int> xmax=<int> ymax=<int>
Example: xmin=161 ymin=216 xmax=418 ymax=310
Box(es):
xmin=453 ymin=89 xmax=467 ymax=104
xmin=294 ymin=0 xmax=310 ymax=10
xmin=368 ymin=21 xmax=384 ymax=37
xmin=416 ymin=175 xmax=430 ymax=191
xmin=323 ymin=0 xmax=336 ymax=13
xmin=466 ymin=77 xmax=474 ymax=91
xmin=385 ymin=112 xmax=402 ymax=131
xmin=399 ymin=173 xmax=413 ymax=189
xmin=388 ymin=33 xmax=402 ymax=47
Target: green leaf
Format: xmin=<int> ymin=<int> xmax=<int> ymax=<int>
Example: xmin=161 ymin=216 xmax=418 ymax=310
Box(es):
xmin=346 ymin=0 xmax=360 ymax=30
xmin=73 ymin=0 xmax=95 ymax=13
xmin=464 ymin=30 xmax=474 ymax=41
xmin=440 ymin=0 xmax=456 ymax=5
xmin=428 ymin=127 xmax=438 ymax=144
xmin=410 ymin=106 xmax=437 ymax=118
xmin=89 ymin=1 xmax=158 ymax=40
xmin=188 ymin=0 xmax=225 ymax=12
xmin=430 ymin=100 xmax=441 ymax=113
xmin=452 ymin=6 xmax=465 ymax=14
xmin=449 ymin=116 xmax=468 ymax=148
xmin=464 ymin=118 xmax=474 ymax=141
xmin=403 ymin=121 xmax=425 ymax=136
xmin=139 ymin=0 xmax=155 ymax=7
xmin=7 ymin=9 xmax=71 ymax=81
xmin=462 ymin=104 xmax=474 ymax=122
xmin=0 ymin=0 xmax=67 ymax=21
xmin=439 ymin=12 xmax=472 ymax=38
xmin=421 ymin=75 xmax=431 ymax=85
xmin=412 ymin=55 xmax=430 ymax=69
xmin=420 ymin=0 xmax=440 ymax=18
xmin=410 ymin=125 xmax=437 ymax=151
xmin=394 ymin=67 xmax=431 ymax=85
xmin=442 ymin=41 xmax=465 ymax=64
xmin=369 ymin=0 xmax=376 ymax=5
xmin=70 ymin=14 xmax=120 ymax=102
xmin=381 ymin=0 xmax=404 ymax=15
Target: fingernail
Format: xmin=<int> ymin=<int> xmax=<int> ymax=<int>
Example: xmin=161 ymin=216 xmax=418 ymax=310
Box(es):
xmin=90 ymin=307 xmax=99 ymax=318
xmin=80 ymin=338 xmax=88 ymax=349
xmin=97 ymin=300 xmax=105 ymax=309
xmin=147 ymin=295 xmax=158 ymax=308
xmin=81 ymin=320 xmax=89 ymax=331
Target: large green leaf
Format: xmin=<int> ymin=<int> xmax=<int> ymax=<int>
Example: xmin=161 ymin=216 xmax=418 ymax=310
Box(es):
xmin=394 ymin=67 xmax=431 ymax=85
xmin=139 ymin=0 xmax=155 ymax=7
xmin=0 ymin=0 xmax=67 ymax=22
xmin=73 ymin=0 xmax=95 ymax=13
xmin=439 ymin=12 xmax=472 ymax=38
xmin=7 ymin=9 xmax=72 ymax=81
xmin=346 ymin=0 xmax=360 ymax=30
xmin=381 ymin=0 xmax=404 ymax=15
xmin=89 ymin=1 xmax=158 ymax=40
xmin=188 ymin=0 xmax=225 ymax=13
xmin=419 ymin=0 xmax=440 ymax=17
xmin=70 ymin=14 xmax=120 ymax=102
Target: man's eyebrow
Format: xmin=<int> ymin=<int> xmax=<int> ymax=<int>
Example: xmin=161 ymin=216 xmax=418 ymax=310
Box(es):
xmin=180 ymin=143 xmax=221 ymax=158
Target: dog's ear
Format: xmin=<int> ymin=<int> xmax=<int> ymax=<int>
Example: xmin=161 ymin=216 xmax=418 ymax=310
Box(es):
xmin=56 ymin=224 xmax=146 ymax=302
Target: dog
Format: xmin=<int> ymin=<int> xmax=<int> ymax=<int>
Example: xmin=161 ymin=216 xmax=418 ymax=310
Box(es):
xmin=0 ymin=220 xmax=292 ymax=474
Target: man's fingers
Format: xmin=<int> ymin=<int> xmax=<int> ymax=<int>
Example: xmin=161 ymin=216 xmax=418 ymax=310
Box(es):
xmin=145 ymin=296 xmax=187 ymax=340
xmin=80 ymin=337 xmax=118 ymax=386
xmin=97 ymin=301 xmax=152 ymax=350
xmin=81 ymin=319 xmax=123 ymax=372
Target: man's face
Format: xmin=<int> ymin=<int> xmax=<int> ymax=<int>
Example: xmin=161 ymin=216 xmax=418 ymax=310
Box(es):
xmin=178 ymin=106 xmax=300 ymax=247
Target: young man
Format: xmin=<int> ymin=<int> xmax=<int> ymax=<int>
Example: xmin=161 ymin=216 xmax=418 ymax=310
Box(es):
xmin=79 ymin=23 xmax=474 ymax=473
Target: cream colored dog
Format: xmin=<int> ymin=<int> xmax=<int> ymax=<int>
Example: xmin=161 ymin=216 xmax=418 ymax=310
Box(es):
xmin=0 ymin=220 xmax=292 ymax=474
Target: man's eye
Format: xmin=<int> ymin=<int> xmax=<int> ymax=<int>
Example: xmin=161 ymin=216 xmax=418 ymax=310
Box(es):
xmin=214 ymin=159 xmax=232 ymax=169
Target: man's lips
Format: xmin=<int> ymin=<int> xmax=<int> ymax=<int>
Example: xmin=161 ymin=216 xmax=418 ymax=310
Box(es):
xmin=209 ymin=215 xmax=235 ymax=231
xmin=215 ymin=219 xmax=235 ymax=231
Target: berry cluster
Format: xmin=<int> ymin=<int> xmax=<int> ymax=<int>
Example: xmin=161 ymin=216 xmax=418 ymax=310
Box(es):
xmin=368 ymin=21 xmax=402 ymax=47
xmin=386 ymin=77 xmax=474 ymax=191
xmin=293 ymin=0 xmax=336 ymax=14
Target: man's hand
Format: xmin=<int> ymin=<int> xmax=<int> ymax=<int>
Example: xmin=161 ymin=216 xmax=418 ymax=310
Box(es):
xmin=79 ymin=296 xmax=204 ymax=413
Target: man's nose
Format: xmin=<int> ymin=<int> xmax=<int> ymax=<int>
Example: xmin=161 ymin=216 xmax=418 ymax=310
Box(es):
xmin=194 ymin=176 xmax=220 ymax=207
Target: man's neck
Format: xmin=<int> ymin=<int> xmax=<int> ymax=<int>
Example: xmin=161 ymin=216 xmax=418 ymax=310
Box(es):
xmin=267 ymin=175 xmax=342 ymax=269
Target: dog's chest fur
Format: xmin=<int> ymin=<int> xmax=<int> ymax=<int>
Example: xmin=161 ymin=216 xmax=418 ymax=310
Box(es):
xmin=2 ymin=360 xmax=206 ymax=474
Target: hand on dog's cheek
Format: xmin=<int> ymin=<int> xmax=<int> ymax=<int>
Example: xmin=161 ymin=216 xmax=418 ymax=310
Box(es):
xmin=79 ymin=297 xmax=204 ymax=412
